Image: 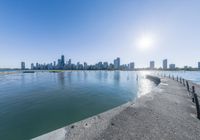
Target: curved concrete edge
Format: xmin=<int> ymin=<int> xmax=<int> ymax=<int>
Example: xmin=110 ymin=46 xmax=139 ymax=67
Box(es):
xmin=32 ymin=102 xmax=132 ymax=140
xmin=32 ymin=75 xmax=160 ymax=140
xmin=146 ymin=75 xmax=161 ymax=85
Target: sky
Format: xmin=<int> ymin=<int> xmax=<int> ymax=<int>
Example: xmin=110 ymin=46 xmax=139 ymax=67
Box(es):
xmin=0 ymin=0 xmax=200 ymax=68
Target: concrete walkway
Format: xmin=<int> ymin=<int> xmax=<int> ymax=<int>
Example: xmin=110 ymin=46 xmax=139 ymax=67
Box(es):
xmin=33 ymin=77 xmax=200 ymax=140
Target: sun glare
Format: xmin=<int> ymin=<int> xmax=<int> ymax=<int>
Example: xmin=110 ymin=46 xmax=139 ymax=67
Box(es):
xmin=137 ymin=35 xmax=154 ymax=51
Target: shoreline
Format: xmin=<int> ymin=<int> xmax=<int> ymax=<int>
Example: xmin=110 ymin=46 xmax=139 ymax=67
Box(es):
xmin=33 ymin=75 xmax=200 ymax=140
xmin=32 ymin=76 xmax=161 ymax=140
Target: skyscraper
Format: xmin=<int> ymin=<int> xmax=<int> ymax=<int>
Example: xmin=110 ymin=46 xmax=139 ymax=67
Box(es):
xmin=103 ymin=62 xmax=108 ymax=69
xmin=163 ymin=59 xmax=168 ymax=70
xmin=61 ymin=55 xmax=65 ymax=68
xmin=77 ymin=62 xmax=80 ymax=70
xmin=150 ymin=61 xmax=155 ymax=69
xmin=114 ymin=57 xmax=120 ymax=70
xmin=84 ymin=62 xmax=88 ymax=70
xmin=198 ymin=62 xmax=200 ymax=69
xmin=21 ymin=62 xmax=25 ymax=70
xmin=36 ymin=63 xmax=39 ymax=69
xmin=129 ymin=62 xmax=135 ymax=70
xmin=57 ymin=59 xmax=61 ymax=69
xmin=31 ymin=63 xmax=34 ymax=70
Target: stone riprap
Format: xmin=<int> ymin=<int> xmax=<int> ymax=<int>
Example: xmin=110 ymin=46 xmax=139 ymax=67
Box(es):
xmin=33 ymin=76 xmax=200 ymax=140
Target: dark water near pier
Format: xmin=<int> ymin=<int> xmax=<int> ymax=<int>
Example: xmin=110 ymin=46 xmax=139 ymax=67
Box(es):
xmin=0 ymin=71 xmax=154 ymax=140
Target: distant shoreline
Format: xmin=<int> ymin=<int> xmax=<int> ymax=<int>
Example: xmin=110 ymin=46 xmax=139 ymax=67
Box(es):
xmin=0 ymin=69 xmax=200 ymax=72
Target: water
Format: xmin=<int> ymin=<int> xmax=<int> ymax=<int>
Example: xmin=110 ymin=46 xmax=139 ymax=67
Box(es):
xmin=0 ymin=71 xmax=155 ymax=140
xmin=157 ymin=71 xmax=200 ymax=84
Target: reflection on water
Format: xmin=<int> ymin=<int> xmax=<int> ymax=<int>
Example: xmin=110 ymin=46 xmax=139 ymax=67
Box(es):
xmin=57 ymin=72 xmax=65 ymax=89
xmin=0 ymin=71 xmax=155 ymax=140
xmin=157 ymin=71 xmax=200 ymax=84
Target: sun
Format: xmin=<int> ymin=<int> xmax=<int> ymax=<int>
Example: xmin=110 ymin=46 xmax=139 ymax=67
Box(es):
xmin=137 ymin=35 xmax=154 ymax=50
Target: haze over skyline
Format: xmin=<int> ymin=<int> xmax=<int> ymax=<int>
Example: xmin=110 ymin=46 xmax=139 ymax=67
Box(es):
xmin=0 ymin=0 xmax=200 ymax=68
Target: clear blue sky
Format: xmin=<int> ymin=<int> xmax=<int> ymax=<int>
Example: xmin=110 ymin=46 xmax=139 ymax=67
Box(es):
xmin=0 ymin=0 xmax=200 ymax=68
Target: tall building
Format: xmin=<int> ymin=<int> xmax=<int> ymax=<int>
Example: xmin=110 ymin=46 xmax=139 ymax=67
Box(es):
xmin=61 ymin=55 xmax=65 ymax=68
xmin=163 ymin=59 xmax=168 ymax=70
xmin=198 ymin=62 xmax=200 ymax=69
xmin=57 ymin=59 xmax=61 ymax=69
xmin=103 ymin=62 xmax=108 ymax=69
xmin=77 ymin=62 xmax=80 ymax=70
xmin=129 ymin=62 xmax=135 ymax=70
xmin=114 ymin=57 xmax=120 ymax=70
xmin=21 ymin=62 xmax=25 ymax=70
xmin=84 ymin=62 xmax=88 ymax=70
xmin=36 ymin=63 xmax=39 ymax=69
xmin=68 ymin=59 xmax=71 ymax=65
xmin=150 ymin=61 xmax=155 ymax=69
xmin=169 ymin=64 xmax=176 ymax=70
xmin=31 ymin=63 xmax=34 ymax=70
xmin=97 ymin=62 xmax=103 ymax=69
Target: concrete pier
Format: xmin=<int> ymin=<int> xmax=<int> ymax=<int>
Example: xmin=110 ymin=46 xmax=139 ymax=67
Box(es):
xmin=33 ymin=76 xmax=200 ymax=140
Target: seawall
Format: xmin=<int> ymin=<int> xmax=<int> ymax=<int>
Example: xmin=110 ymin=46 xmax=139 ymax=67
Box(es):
xmin=33 ymin=75 xmax=200 ymax=140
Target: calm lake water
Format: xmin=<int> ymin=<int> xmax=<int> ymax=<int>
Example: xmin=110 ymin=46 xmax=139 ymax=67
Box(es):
xmin=158 ymin=71 xmax=200 ymax=84
xmin=0 ymin=71 xmax=155 ymax=140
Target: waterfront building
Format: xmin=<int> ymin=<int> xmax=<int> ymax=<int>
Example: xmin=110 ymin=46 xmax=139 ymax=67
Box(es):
xmin=97 ymin=62 xmax=103 ymax=70
xmin=77 ymin=62 xmax=80 ymax=70
xmin=109 ymin=63 xmax=114 ymax=70
xmin=84 ymin=62 xmax=88 ymax=70
xmin=163 ymin=59 xmax=168 ymax=70
xmin=68 ymin=59 xmax=71 ymax=65
xmin=36 ymin=63 xmax=39 ymax=69
xmin=21 ymin=62 xmax=25 ymax=70
xmin=53 ymin=61 xmax=56 ymax=67
xmin=169 ymin=64 xmax=176 ymax=70
xmin=103 ymin=62 xmax=108 ymax=70
xmin=129 ymin=62 xmax=135 ymax=70
xmin=150 ymin=61 xmax=155 ymax=69
xmin=57 ymin=59 xmax=61 ymax=69
xmin=198 ymin=62 xmax=200 ymax=69
xmin=61 ymin=55 xmax=65 ymax=68
xmin=31 ymin=63 xmax=34 ymax=70
xmin=114 ymin=57 xmax=120 ymax=70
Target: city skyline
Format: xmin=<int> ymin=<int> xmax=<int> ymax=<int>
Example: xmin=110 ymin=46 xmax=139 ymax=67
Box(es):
xmin=1 ymin=0 xmax=200 ymax=68
xmin=20 ymin=55 xmax=200 ymax=70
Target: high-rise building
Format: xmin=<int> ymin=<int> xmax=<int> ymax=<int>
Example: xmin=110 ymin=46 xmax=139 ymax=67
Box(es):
xmin=57 ymin=59 xmax=61 ymax=69
xmin=61 ymin=55 xmax=65 ymax=68
xmin=21 ymin=62 xmax=25 ymax=70
xmin=129 ymin=62 xmax=135 ymax=70
xmin=31 ymin=63 xmax=34 ymax=70
xmin=150 ymin=61 xmax=155 ymax=69
xmin=68 ymin=59 xmax=71 ymax=65
xmin=84 ymin=62 xmax=88 ymax=70
xmin=103 ymin=62 xmax=108 ymax=69
xmin=36 ymin=63 xmax=39 ymax=69
xmin=114 ymin=57 xmax=120 ymax=70
xmin=163 ymin=59 xmax=168 ymax=70
xmin=198 ymin=62 xmax=200 ymax=69
xmin=169 ymin=64 xmax=176 ymax=70
xmin=77 ymin=62 xmax=80 ymax=70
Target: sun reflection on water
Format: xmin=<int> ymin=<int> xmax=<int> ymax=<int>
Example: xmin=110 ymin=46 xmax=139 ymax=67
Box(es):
xmin=137 ymin=71 xmax=156 ymax=97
